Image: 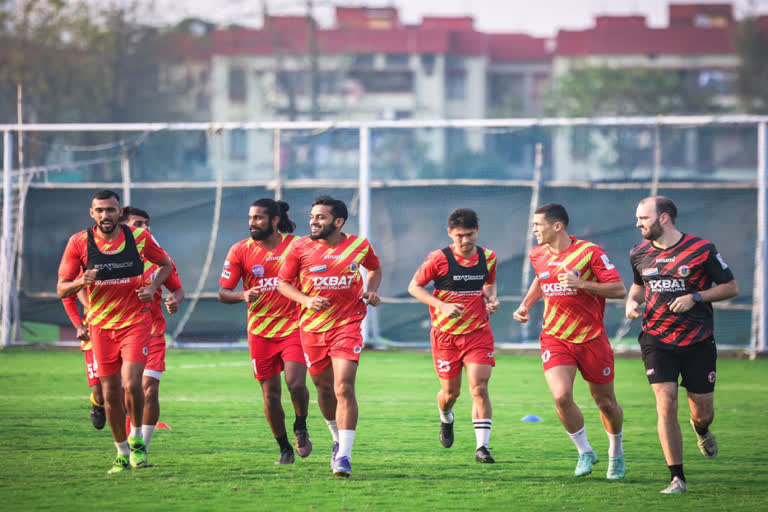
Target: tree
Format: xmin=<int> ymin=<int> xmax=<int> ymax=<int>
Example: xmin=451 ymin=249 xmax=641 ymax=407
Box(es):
xmin=734 ymin=16 xmax=768 ymax=114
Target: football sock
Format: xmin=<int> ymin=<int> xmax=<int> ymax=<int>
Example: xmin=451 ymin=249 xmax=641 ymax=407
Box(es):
xmin=606 ymin=430 xmax=623 ymax=457
xmin=439 ymin=408 xmax=454 ymax=424
xmin=129 ymin=425 xmax=142 ymax=439
xmin=669 ymin=464 xmax=686 ymax=482
xmin=142 ymin=424 xmax=156 ymax=449
xmin=276 ymin=433 xmax=291 ymax=451
xmin=115 ymin=440 xmax=130 ymax=455
xmin=338 ymin=429 xmax=355 ymax=459
xmin=90 ymin=392 xmax=103 ymax=407
xmin=293 ymin=415 xmax=307 ymax=432
xmin=567 ymin=427 xmax=593 ymax=455
xmin=473 ymin=418 xmax=492 ymax=449
xmin=326 ymin=419 xmax=340 ymax=443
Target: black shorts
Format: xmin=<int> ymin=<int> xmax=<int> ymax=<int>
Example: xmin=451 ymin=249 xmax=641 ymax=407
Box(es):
xmin=638 ymin=332 xmax=717 ymax=394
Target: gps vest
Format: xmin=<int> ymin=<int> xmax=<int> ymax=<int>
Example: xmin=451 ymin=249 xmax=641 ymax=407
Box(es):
xmin=85 ymin=225 xmax=143 ymax=281
xmin=433 ymin=246 xmax=488 ymax=292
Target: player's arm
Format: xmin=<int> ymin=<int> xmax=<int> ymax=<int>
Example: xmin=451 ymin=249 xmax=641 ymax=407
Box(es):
xmin=61 ymin=295 xmax=89 ymax=341
xmin=57 ymin=238 xmax=98 ymax=298
xmin=278 ymin=280 xmax=330 ymax=312
xmin=137 ymin=239 xmax=172 ymax=302
xmin=513 ymin=277 xmax=543 ymax=323
xmin=362 ymin=266 xmax=382 ymax=307
xmin=625 ymin=283 xmax=645 ymax=319
xmin=483 ymin=282 xmax=499 ymax=314
xmin=407 ymin=279 xmax=463 ymax=318
xmin=668 ymin=280 xmax=739 ymax=314
xmin=162 ymin=261 xmax=185 ymax=314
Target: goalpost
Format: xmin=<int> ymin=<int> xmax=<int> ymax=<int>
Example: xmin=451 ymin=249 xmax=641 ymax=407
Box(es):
xmin=1 ymin=116 xmax=766 ymax=354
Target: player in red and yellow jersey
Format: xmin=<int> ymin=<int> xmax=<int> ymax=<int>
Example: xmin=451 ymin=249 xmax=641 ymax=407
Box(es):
xmin=57 ymin=190 xmax=172 ymax=474
xmin=513 ymin=203 xmax=626 ymax=480
xmin=278 ymin=196 xmax=381 ymax=477
xmin=61 ymin=287 xmax=106 ymax=430
xmin=120 ymin=206 xmax=184 ymax=454
xmin=409 ymin=208 xmax=500 ymax=464
xmin=219 ymin=198 xmax=312 ymax=465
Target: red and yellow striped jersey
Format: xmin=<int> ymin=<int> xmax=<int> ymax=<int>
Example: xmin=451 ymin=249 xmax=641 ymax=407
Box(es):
xmin=220 ymin=234 xmax=300 ymax=339
xmin=58 ymin=226 xmax=167 ymax=330
xmin=413 ymin=246 xmax=497 ymax=335
xmin=142 ymin=256 xmax=182 ymax=336
xmin=530 ymin=237 xmax=621 ymax=344
xmin=278 ymin=234 xmax=380 ymax=333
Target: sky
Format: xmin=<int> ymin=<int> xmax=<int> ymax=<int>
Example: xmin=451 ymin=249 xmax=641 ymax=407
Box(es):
xmin=143 ymin=0 xmax=768 ymax=36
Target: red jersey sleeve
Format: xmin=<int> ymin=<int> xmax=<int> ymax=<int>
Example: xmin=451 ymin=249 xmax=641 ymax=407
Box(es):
xmin=136 ymin=229 xmax=167 ymax=265
xmin=219 ymin=244 xmax=244 ymax=289
xmin=486 ymin=249 xmax=497 ymax=284
xmin=58 ymin=233 xmax=85 ymax=280
xmin=278 ymin=242 xmax=302 ymax=282
xmin=61 ymin=296 xmax=82 ymax=327
xmin=361 ymin=240 xmax=380 ymax=271
xmin=164 ymin=258 xmax=183 ymax=291
xmin=413 ymin=251 xmax=447 ymax=286
xmin=590 ymin=247 xmax=622 ymax=283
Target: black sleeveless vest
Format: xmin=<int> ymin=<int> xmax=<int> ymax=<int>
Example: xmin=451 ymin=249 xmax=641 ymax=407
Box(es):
xmin=433 ymin=246 xmax=488 ymax=292
xmin=85 ymin=224 xmax=143 ymax=281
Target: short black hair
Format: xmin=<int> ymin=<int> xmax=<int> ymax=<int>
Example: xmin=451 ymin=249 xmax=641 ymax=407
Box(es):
xmin=534 ymin=203 xmax=569 ymax=227
xmin=92 ymin=190 xmax=120 ymax=203
xmin=251 ymin=198 xmax=296 ymax=233
xmin=119 ymin=205 xmax=150 ymax=223
xmin=312 ymin=196 xmax=348 ymax=221
xmin=447 ymin=208 xmax=479 ymax=230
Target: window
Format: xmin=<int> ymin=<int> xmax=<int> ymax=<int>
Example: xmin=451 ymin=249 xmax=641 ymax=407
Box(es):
xmin=446 ymin=70 xmax=466 ymax=100
xmin=351 ymin=54 xmax=375 ymax=69
xmin=385 ymin=54 xmax=409 ymax=68
xmin=230 ymin=129 xmax=247 ymax=160
xmin=229 ymin=68 xmax=246 ymax=102
xmin=345 ymin=71 xmax=413 ymax=93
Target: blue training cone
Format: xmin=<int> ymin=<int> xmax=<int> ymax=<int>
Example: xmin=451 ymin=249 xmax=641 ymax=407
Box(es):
xmin=521 ymin=414 xmax=543 ymax=422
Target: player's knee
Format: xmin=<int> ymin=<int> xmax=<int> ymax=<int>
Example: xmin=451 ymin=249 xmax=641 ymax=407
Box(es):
xmin=469 ymin=383 xmax=489 ymax=399
xmin=334 ymin=381 xmax=355 ymax=400
xmin=691 ymin=411 xmax=714 ymax=427
xmin=552 ymin=391 xmax=575 ymax=410
xmin=143 ymin=383 xmax=159 ymax=403
xmin=594 ymin=394 xmax=618 ymax=413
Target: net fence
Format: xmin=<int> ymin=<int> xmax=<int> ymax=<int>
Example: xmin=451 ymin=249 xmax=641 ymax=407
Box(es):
xmin=1 ymin=118 xmax=764 ymax=352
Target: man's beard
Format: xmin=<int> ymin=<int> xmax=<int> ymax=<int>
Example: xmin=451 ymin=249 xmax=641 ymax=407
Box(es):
xmin=97 ymin=220 xmax=116 ymax=234
xmin=642 ymin=218 xmax=664 ymax=241
xmin=250 ymin=224 xmax=274 ymax=241
xmin=310 ymin=223 xmax=335 ymax=241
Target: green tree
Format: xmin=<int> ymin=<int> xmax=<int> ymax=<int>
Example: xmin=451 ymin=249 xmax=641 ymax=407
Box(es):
xmin=734 ymin=16 xmax=768 ymax=114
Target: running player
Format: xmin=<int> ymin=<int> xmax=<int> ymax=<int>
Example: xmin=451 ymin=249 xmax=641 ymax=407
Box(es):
xmin=61 ymin=288 xmax=105 ymax=429
xmin=57 ymin=190 xmax=172 ymax=473
xmin=119 ymin=206 xmax=184 ymax=453
xmin=277 ymin=196 xmax=382 ymax=477
xmin=218 ymin=198 xmax=312 ymax=465
xmin=408 ymin=208 xmax=500 ymax=463
xmin=513 ymin=203 xmax=627 ymax=480
xmin=627 ymin=196 xmax=738 ymax=494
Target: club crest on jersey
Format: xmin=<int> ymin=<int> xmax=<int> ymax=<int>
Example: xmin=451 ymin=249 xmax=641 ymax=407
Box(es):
xmin=251 ymin=265 xmax=264 ymax=277
xmin=353 ymin=345 xmax=363 ymax=354
xmin=349 ymin=262 xmax=359 ymax=272
xmin=310 ymin=265 xmax=327 ymax=273
xmin=224 ymin=260 xmax=231 ymax=269
xmin=150 ymin=271 xmax=158 ymax=281
xmin=642 ymin=267 xmax=659 ymax=276
xmin=538 ymin=271 xmax=550 ymax=279
xmin=678 ymin=265 xmax=691 ymax=277
xmin=603 ymin=367 xmax=611 ymax=376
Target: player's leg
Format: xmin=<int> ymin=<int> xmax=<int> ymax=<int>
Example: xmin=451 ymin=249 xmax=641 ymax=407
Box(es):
xmin=84 ymin=348 xmax=105 ymax=429
xmin=581 ymin=333 xmax=624 ymax=480
xmin=141 ymin=334 xmax=166 ymax=451
xmin=639 ymin=332 xmax=687 ymax=492
xmin=431 ymin=328 xmax=461 ymax=449
xmin=259 ymin=373 xmax=294 ymax=464
xmin=682 ymin=338 xmax=718 ymax=459
xmin=122 ymin=360 xmax=147 ymax=468
xmin=331 ymin=357 xmax=358 ymax=476
xmin=302 ymin=330 xmax=338 ymax=466
xmin=544 ymin=364 xmax=597 ymax=475
xmin=466 ymin=363 xmax=494 ymax=463
xmin=284 ymin=360 xmax=312 ymax=458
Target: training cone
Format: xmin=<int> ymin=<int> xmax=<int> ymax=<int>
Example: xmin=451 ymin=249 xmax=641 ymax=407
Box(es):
xmin=157 ymin=422 xmax=171 ymax=430
xmin=521 ymin=414 xmax=543 ymax=422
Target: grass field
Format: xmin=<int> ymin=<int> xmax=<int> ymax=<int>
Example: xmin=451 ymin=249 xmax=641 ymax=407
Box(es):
xmin=1 ymin=349 xmax=767 ymax=512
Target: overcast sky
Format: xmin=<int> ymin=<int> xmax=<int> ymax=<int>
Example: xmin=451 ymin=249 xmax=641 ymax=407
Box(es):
xmin=142 ymin=0 xmax=768 ymax=36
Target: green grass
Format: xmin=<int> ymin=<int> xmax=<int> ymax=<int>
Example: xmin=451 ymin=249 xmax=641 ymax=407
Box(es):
xmin=1 ymin=349 xmax=767 ymax=511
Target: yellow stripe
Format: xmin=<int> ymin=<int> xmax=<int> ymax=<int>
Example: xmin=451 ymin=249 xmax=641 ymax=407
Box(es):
xmin=484 ymin=248 xmax=495 ymax=272
xmin=451 ymin=316 xmax=475 ymax=334
xmin=545 ymin=310 xmax=568 ymax=336
xmin=572 ymin=325 xmax=592 ymax=343
xmin=543 ymin=302 xmax=559 ymax=327
xmin=340 ymin=236 xmax=366 ymax=261
xmin=265 ymin=316 xmax=289 ymax=337
xmin=559 ymin=318 xmax=581 ymax=339
xmin=304 ymin=305 xmax=336 ymax=330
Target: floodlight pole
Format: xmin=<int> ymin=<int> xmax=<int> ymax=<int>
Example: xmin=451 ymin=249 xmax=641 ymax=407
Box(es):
xmin=2 ymin=131 xmax=12 ymax=347
xmin=753 ymin=122 xmax=767 ymax=356
xmin=358 ymin=124 xmax=377 ymax=346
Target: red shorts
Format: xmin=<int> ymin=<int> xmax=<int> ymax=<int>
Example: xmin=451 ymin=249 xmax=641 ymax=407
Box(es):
xmin=145 ymin=334 xmax=167 ymax=373
xmin=430 ymin=324 xmax=495 ymax=379
xmin=540 ymin=331 xmax=615 ymax=385
xmin=90 ymin=315 xmax=151 ymax=377
xmin=248 ymin=332 xmax=305 ymax=381
xmin=83 ymin=349 xmax=99 ymax=387
xmin=300 ymin=321 xmax=364 ymax=376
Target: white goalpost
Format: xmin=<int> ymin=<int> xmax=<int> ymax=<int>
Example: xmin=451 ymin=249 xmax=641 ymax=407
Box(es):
xmin=1 ymin=116 xmax=766 ymax=353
